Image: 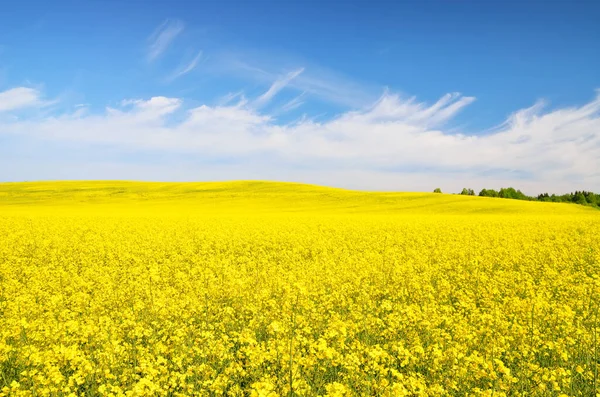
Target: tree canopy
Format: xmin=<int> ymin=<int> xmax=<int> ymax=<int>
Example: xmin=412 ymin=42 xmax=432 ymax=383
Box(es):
xmin=451 ymin=187 xmax=600 ymax=209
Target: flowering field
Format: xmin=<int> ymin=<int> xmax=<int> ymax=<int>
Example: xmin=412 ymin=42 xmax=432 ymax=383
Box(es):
xmin=0 ymin=181 xmax=599 ymax=396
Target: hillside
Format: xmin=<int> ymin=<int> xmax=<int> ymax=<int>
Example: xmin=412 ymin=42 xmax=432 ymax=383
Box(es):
xmin=0 ymin=181 xmax=597 ymax=217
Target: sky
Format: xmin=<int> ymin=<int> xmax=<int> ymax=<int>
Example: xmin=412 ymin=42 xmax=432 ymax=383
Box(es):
xmin=1 ymin=0 xmax=599 ymax=194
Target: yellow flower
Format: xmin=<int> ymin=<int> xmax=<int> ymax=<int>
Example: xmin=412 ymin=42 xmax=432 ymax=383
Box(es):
xmin=325 ymin=382 xmax=351 ymax=396
xmin=1 ymin=181 xmax=598 ymax=396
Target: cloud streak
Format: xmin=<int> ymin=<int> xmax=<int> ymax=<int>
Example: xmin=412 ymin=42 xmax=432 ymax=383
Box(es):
xmin=253 ymin=68 xmax=304 ymax=108
xmin=279 ymin=92 xmax=306 ymax=113
xmin=147 ymin=19 xmax=184 ymax=62
xmin=168 ymin=50 xmax=203 ymax=81
xmin=207 ymin=51 xmax=381 ymax=108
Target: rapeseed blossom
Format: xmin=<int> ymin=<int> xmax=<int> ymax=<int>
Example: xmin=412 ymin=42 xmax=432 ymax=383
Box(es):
xmin=0 ymin=181 xmax=598 ymax=396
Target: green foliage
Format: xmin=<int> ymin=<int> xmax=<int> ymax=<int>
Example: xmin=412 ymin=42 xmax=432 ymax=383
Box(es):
xmin=537 ymin=193 xmax=551 ymax=201
xmin=536 ymin=191 xmax=600 ymax=207
xmin=479 ymin=189 xmax=499 ymax=198
xmin=433 ymin=188 xmax=442 ymax=193
xmin=474 ymin=188 xmax=600 ymax=209
xmin=498 ymin=187 xmax=531 ymax=200
xmin=460 ymin=188 xmax=475 ymax=196
xmin=574 ymin=192 xmax=588 ymax=205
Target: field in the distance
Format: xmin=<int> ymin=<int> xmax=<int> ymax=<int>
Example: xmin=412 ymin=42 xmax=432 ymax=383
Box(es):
xmin=0 ymin=181 xmax=599 ymax=396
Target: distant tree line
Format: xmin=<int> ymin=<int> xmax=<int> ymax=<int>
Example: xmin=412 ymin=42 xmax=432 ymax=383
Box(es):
xmin=433 ymin=187 xmax=600 ymax=208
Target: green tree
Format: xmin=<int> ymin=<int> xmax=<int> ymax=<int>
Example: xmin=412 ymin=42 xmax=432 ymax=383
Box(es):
xmin=498 ymin=187 xmax=516 ymax=199
xmin=574 ymin=192 xmax=587 ymax=205
xmin=537 ymin=193 xmax=550 ymax=201
xmin=433 ymin=188 xmax=442 ymax=193
xmin=499 ymin=187 xmax=524 ymax=200
xmin=479 ymin=189 xmax=499 ymax=197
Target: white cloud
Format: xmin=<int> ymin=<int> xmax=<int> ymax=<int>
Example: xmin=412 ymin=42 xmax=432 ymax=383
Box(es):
xmin=209 ymin=51 xmax=383 ymax=108
xmin=253 ymin=68 xmax=304 ymax=108
xmin=0 ymin=87 xmax=43 ymax=112
xmin=336 ymin=91 xmax=475 ymax=127
xmin=279 ymin=92 xmax=306 ymax=113
xmin=124 ymin=96 xmax=182 ymax=115
xmin=1 ymin=88 xmax=599 ymax=193
xmin=218 ymin=91 xmax=246 ymax=106
xmin=291 ymin=71 xmax=379 ymax=109
xmin=147 ymin=19 xmax=184 ymax=61
xmin=168 ymin=50 xmax=203 ymax=81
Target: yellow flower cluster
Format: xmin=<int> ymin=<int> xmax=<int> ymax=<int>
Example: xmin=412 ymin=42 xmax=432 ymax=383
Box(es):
xmin=0 ymin=181 xmax=599 ymax=396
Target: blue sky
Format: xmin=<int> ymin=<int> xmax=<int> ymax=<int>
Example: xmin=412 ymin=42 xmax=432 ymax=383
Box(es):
xmin=1 ymin=0 xmax=599 ymax=193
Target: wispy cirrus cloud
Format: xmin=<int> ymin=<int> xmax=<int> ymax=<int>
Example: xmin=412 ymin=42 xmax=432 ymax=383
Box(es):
xmin=253 ymin=68 xmax=304 ymax=108
xmin=218 ymin=91 xmax=247 ymax=107
xmin=209 ymin=51 xmax=379 ymax=108
xmin=279 ymin=92 xmax=307 ymax=113
xmin=167 ymin=50 xmax=203 ymax=81
xmin=147 ymin=19 xmax=184 ymax=62
xmin=1 ymin=85 xmax=599 ymax=193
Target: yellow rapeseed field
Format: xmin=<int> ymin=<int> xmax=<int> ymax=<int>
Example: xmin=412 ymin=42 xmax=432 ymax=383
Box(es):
xmin=0 ymin=181 xmax=599 ymax=397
